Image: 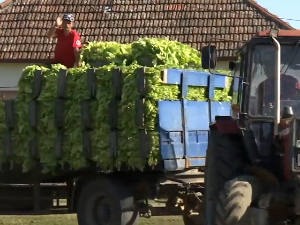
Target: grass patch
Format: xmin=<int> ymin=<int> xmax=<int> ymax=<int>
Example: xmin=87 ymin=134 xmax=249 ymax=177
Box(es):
xmin=0 ymin=214 xmax=183 ymax=225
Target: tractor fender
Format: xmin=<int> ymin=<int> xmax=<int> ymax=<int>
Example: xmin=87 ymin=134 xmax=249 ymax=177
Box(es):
xmin=210 ymin=116 xmax=240 ymax=134
xmin=245 ymin=165 xmax=279 ymax=189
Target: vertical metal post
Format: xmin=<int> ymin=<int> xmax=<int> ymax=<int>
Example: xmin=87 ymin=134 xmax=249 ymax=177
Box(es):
xmin=33 ymin=182 xmax=41 ymax=212
xmin=208 ymin=74 xmax=215 ymax=123
xmin=67 ymin=181 xmax=73 ymax=212
xmin=271 ymin=36 xmax=281 ymax=136
xmin=180 ymin=72 xmax=189 ymax=168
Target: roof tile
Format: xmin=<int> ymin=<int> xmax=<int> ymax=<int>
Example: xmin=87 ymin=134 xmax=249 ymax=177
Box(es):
xmin=0 ymin=0 xmax=295 ymax=62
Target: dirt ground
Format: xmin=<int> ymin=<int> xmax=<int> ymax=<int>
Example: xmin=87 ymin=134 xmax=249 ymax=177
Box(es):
xmin=0 ymin=214 xmax=184 ymax=225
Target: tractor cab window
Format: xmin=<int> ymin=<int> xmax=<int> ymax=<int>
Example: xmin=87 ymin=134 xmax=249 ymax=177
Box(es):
xmin=249 ymin=44 xmax=300 ymax=117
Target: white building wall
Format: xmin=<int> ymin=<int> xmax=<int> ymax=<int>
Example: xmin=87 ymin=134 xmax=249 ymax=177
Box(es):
xmin=0 ymin=63 xmax=32 ymax=99
xmin=215 ymin=60 xmax=229 ymax=71
xmin=0 ymin=63 xmax=32 ymax=89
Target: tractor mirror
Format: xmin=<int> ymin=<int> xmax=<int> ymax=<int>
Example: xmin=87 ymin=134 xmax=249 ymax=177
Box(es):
xmin=201 ymin=45 xmax=217 ymax=69
xmin=229 ymin=61 xmax=235 ymax=71
xmin=229 ymin=61 xmax=241 ymax=74
xmin=233 ymin=62 xmax=241 ymax=77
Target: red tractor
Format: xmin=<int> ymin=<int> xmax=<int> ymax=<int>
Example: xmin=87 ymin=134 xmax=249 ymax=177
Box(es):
xmin=202 ymin=29 xmax=300 ymax=225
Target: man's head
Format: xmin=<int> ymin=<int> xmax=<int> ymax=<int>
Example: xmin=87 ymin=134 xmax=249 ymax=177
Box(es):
xmin=259 ymin=49 xmax=275 ymax=78
xmin=62 ymin=14 xmax=74 ymax=32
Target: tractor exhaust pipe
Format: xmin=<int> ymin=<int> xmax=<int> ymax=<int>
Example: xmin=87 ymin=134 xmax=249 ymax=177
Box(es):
xmin=271 ymin=36 xmax=281 ymax=136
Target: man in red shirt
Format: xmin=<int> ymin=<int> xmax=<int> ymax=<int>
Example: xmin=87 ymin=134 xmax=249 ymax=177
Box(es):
xmin=47 ymin=14 xmax=82 ymax=68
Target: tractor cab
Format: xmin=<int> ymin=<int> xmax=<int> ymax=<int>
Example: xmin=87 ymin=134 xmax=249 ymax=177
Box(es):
xmin=203 ymin=29 xmax=300 ymax=119
xmin=202 ymin=29 xmax=300 ymax=225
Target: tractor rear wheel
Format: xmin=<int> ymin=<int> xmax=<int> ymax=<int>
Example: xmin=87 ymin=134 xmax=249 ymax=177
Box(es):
xmin=204 ymin=130 xmax=245 ymax=225
xmin=216 ymin=175 xmax=265 ymax=225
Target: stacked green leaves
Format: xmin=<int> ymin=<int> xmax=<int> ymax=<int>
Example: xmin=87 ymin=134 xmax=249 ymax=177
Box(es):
xmin=18 ymin=64 xmax=120 ymax=172
xmin=0 ymin=101 xmax=9 ymax=169
xmin=82 ymin=41 xmax=132 ymax=67
xmin=117 ymin=64 xmax=179 ymax=169
xmin=82 ymin=38 xmax=203 ymax=68
xmin=130 ymin=38 xmax=203 ymax=68
xmin=0 ymin=38 xmax=232 ymax=173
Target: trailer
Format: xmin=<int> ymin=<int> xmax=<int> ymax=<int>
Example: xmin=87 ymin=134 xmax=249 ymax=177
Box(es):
xmin=0 ymin=67 xmax=232 ymax=225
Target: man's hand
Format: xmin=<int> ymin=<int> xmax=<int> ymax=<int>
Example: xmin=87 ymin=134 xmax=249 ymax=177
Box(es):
xmin=56 ymin=17 xmax=62 ymax=27
xmin=74 ymin=62 xmax=82 ymax=68
xmin=74 ymin=48 xmax=81 ymax=68
xmin=47 ymin=17 xmax=62 ymax=39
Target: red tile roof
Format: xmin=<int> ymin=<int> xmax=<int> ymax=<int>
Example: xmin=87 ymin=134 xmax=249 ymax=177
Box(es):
xmin=0 ymin=0 xmax=295 ymax=62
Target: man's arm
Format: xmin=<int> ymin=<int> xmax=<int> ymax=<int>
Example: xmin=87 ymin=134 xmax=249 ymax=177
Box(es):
xmin=74 ymin=48 xmax=81 ymax=67
xmin=47 ymin=26 xmax=58 ymax=39
xmin=73 ymin=33 xmax=82 ymax=67
xmin=47 ymin=17 xmax=62 ymax=39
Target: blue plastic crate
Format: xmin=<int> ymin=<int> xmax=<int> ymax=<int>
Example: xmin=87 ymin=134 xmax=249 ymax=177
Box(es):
xmin=158 ymin=69 xmax=231 ymax=171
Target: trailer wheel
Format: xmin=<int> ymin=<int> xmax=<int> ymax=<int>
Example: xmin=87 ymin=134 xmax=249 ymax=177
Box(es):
xmin=216 ymin=175 xmax=264 ymax=225
xmin=77 ymin=177 xmax=139 ymax=225
xmin=204 ymin=130 xmax=245 ymax=225
xmin=182 ymin=192 xmax=203 ymax=225
xmin=183 ymin=214 xmax=203 ymax=225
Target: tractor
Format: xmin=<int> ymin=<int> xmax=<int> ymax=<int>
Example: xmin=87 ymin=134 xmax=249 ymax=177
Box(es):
xmin=202 ymin=29 xmax=300 ymax=225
